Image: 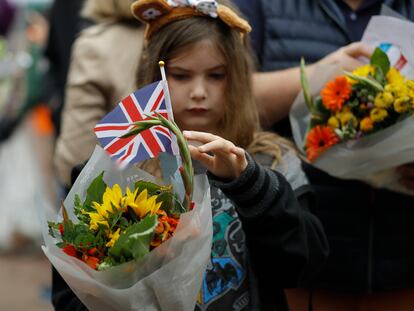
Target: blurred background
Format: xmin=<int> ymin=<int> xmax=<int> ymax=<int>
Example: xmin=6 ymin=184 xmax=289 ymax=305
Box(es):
xmin=0 ymin=0 xmax=86 ymax=309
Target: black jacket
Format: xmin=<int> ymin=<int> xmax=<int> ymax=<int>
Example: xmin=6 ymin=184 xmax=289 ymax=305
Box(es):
xmin=303 ymin=163 xmax=414 ymax=292
xmin=52 ymin=155 xmax=328 ymax=311
xmin=208 ymin=154 xmax=328 ymax=310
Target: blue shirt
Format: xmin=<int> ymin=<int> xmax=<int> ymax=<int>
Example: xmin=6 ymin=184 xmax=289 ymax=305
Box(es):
xmin=335 ymin=0 xmax=383 ymax=41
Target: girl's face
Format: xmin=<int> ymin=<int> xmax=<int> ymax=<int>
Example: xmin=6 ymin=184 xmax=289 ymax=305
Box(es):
xmin=167 ymin=39 xmax=227 ymax=134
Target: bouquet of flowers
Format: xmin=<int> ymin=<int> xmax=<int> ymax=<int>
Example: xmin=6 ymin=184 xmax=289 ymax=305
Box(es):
xmin=302 ymin=47 xmax=413 ymax=162
xmin=42 ymin=85 xmax=213 ymax=310
xmin=48 ymin=172 xmax=184 ymax=271
xmin=290 ymin=44 xmax=414 ymax=195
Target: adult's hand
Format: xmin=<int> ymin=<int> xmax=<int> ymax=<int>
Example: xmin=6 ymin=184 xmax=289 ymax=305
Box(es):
xmin=254 ymin=42 xmax=374 ymax=128
xmin=315 ymin=42 xmax=374 ymax=72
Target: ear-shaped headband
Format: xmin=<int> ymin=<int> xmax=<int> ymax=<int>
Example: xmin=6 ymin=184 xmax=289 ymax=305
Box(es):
xmin=131 ymin=0 xmax=251 ymax=41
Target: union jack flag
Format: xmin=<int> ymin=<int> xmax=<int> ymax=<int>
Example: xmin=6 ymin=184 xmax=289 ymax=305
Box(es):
xmin=94 ymin=81 xmax=174 ymax=168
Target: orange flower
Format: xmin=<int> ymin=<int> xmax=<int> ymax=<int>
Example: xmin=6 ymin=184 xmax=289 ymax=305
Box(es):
xmin=63 ymin=245 xmax=77 ymax=257
xmin=82 ymin=255 xmax=101 ymax=270
xmin=305 ymin=125 xmax=339 ymax=161
xmin=151 ymin=211 xmax=180 ymax=248
xmin=58 ymin=224 xmax=64 ymax=235
xmin=321 ymin=76 xmax=352 ymax=111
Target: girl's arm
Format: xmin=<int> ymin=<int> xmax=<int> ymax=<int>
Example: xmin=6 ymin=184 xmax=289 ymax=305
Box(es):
xmin=184 ymin=130 xmax=328 ymax=286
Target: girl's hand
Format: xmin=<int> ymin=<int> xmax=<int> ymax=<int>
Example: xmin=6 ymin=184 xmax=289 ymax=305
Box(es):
xmin=183 ymin=130 xmax=248 ymax=180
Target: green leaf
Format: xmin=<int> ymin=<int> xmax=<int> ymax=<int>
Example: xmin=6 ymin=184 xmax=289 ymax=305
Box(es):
xmin=370 ymin=47 xmax=390 ymax=77
xmin=373 ymin=65 xmax=386 ymax=86
xmin=344 ymin=71 xmax=384 ymax=92
xmin=74 ymin=231 xmax=96 ymax=249
xmin=157 ymin=192 xmax=185 ymax=217
xmin=134 ymin=181 xmax=167 ymax=195
xmin=74 ymin=195 xmax=81 ymax=209
xmin=48 ymin=221 xmax=59 ymax=238
xmin=59 ymin=219 xmax=97 ymax=249
xmin=109 ymin=215 xmax=157 ymax=261
xmin=134 ymin=182 xmax=184 ymax=216
xmin=84 ymin=172 xmax=107 ymax=207
xmin=300 ymin=57 xmax=314 ymax=111
xmin=121 ymin=119 xmax=162 ymax=138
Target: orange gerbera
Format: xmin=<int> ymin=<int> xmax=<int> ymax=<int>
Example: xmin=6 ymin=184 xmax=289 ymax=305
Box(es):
xmin=321 ymin=76 xmax=352 ymax=111
xmin=305 ymin=125 xmax=340 ymax=161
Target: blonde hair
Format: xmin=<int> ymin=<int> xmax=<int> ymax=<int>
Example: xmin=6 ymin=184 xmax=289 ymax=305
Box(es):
xmin=136 ymin=0 xmax=291 ymax=168
xmin=81 ymin=0 xmax=135 ymax=22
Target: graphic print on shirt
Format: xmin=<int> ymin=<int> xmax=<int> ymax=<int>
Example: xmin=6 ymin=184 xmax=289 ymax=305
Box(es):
xmin=196 ymin=187 xmax=249 ymax=310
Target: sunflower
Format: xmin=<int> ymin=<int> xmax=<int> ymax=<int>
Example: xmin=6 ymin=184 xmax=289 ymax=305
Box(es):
xmin=87 ymin=184 xmax=125 ymax=231
xmin=102 ymin=184 xmax=124 ymax=212
xmin=321 ymin=76 xmax=352 ymax=112
xmin=106 ymin=228 xmax=121 ymax=247
xmin=305 ymin=125 xmax=340 ymax=161
xmin=125 ymin=188 xmax=162 ymax=219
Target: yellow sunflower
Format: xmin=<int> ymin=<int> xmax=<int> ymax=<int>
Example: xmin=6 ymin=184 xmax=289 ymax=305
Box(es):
xmin=125 ymin=188 xmax=162 ymax=219
xmin=106 ymin=228 xmax=121 ymax=247
xmin=88 ymin=184 xmax=125 ymax=231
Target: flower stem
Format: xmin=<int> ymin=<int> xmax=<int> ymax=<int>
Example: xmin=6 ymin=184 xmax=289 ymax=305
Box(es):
xmin=128 ymin=114 xmax=194 ymax=211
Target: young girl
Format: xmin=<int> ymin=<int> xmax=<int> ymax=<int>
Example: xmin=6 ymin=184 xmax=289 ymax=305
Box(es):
xmin=135 ymin=0 xmax=327 ymax=310
xmin=51 ymin=0 xmax=328 ymax=310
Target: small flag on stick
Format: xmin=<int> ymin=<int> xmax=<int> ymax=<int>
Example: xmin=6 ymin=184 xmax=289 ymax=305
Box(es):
xmin=94 ymin=81 xmax=174 ymax=168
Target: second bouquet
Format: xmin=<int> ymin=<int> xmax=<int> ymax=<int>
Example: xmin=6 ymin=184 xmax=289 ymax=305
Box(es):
xmin=290 ymin=45 xmax=414 ymax=195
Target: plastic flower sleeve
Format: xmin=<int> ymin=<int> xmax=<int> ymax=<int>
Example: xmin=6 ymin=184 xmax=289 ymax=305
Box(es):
xmin=42 ymin=146 xmax=213 ymax=311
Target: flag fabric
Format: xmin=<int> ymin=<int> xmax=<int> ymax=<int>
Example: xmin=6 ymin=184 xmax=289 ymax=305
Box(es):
xmin=94 ymin=81 xmax=174 ymax=168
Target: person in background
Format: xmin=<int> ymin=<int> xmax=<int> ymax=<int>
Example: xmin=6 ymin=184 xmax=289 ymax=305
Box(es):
xmin=0 ymin=0 xmax=16 ymax=36
xmin=53 ymin=0 xmax=145 ymax=188
xmin=52 ymin=1 xmax=145 ymax=308
xmin=234 ymin=0 xmax=414 ymax=310
xmin=43 ymin=0 xmax=87 ymax=136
